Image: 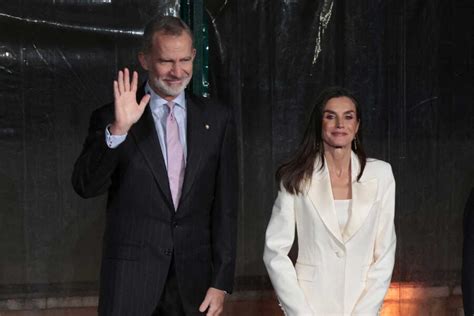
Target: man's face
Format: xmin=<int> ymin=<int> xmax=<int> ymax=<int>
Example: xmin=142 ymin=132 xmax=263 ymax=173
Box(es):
xmin=139 ymin=31 xmax=195 ymax=100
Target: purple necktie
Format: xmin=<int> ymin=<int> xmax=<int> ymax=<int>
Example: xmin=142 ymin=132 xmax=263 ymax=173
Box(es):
xmin=166 ymin=101 xmax=185 ymax=210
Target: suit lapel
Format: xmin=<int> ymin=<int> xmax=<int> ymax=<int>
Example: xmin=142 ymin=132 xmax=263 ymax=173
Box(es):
xmin=179 ymin=94 xmax=204 ymax=203
xmin=342 ymin=153 xmax=378 ymax=242
xmin=308 ymin=159 xmax=344 ymax=244
xmin=307 ymin=153 xmax=378 ymax=244
xmin=129 ymin=87 xmax=174 ymax=211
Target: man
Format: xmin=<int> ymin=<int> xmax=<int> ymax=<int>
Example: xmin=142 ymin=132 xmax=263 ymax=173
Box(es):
xmin=463 ymin=188 xmax=474 ymax=316
xmin=72 ymin=16 xmax=237 ymax=316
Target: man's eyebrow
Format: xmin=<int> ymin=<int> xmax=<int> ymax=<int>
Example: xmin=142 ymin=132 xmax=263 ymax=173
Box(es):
xmin=157 ymin=56 xmax=192 ymax=62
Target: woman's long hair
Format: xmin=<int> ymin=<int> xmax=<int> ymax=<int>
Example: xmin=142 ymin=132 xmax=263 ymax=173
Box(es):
xmin=276 ymin=87 xmax=367 ymax=194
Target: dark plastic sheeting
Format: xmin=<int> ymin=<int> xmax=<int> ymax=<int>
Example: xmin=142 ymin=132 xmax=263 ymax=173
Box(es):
xmin=0 ymin=0 xmax=473 ymax=298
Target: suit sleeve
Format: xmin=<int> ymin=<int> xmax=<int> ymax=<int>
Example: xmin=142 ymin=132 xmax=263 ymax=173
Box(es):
xmin=263 ymin=185 xmax=314 ymax=316
xmin=352 ymin=165 xmax=397 ymax=315
xmin=210 ymin=107 xmax=238 ymax=293
xmin=72 ymin=106 xmax=120 ymax=198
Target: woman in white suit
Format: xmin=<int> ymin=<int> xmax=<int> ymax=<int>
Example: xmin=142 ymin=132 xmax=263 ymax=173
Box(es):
xmin=263 ymin=87 xmax=396 ymax=316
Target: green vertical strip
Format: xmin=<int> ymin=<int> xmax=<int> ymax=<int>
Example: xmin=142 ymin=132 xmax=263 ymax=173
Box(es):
xmin=192 ymin=0 xmax=204 ymax=97
xmin=180 ymin=0 xmax=190 ymax=25
xmin=201 ymin=9 xmax=209 ymax=98
xmin=180 ymin=0 xmax=209 ymax=97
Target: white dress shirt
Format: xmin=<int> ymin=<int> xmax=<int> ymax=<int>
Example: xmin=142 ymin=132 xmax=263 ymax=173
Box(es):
xmin=334 ymin=199 xmax=352 ymax=232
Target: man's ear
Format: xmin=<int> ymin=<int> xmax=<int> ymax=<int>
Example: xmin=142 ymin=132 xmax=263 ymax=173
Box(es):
xmin=191 ymin=48 xmax=196 ymax=60
xmin=138 ymin=52 xmax=149 ymax=71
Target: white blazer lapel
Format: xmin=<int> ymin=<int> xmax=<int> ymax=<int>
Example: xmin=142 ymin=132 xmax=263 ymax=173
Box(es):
xmin=342 ymin=153 xmax=378 ymax=242
xmin=307 ymin=158 xmax=344 ymax=244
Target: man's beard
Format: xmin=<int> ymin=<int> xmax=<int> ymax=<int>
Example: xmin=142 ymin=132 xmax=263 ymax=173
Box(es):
xmin=153 ymin=75 xmax=191 ymax=97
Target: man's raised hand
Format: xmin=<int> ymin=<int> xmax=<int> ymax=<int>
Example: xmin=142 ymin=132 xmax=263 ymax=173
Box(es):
xmin=110 ymin=68 xmax=150 ymax=135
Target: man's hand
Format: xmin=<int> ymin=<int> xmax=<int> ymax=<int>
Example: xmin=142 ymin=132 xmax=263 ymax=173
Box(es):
xmin=198 ymin=287 xmax=226 ymax=316
xmin=110 ymin=68 xmax=150 ymax=135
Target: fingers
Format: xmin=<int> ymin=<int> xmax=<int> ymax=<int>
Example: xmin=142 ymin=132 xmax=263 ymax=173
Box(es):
xmin=199 ymin=289 xmax=224 ymax=316
xmin=113 ymin=80 xmax=119 ymax=99
xmin=199 ymin=296 xmax=211 ymax=313
xmin=206 ymin=302 xmax=223 ymax=316
xmin=139 ymin=94 xmax=151 ymax=108
xmin=131 ymin=71 xmax=138 ymax=92
xmin=206 ymin=303 xmax=222 ymax=316
xmin=117 ymin=69 xmax=124 ymax=94
xmin=116 ymin=68 xmax=136 ymax=95
xmin=124 ymin=68 xmax=130 ymax=91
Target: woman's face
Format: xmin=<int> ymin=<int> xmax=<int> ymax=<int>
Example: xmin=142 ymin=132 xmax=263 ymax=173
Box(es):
xmin=321 ymin=96 xmax=360 ymax=150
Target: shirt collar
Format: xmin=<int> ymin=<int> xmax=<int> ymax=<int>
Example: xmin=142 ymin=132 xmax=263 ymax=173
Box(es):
xmin=145 ymin=82 xmax=186 ymax=112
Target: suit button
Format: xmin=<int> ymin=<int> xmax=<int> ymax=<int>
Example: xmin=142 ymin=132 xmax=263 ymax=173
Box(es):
xmin=172 ymin=221 xmax=178 ymax=228
xmin=164 ymin=249 xmax=172 ymax=256
xmin=336 ymin=250 xmax=345 ymax=258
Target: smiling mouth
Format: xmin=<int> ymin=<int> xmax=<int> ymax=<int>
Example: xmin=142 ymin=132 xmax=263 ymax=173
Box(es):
xmin=164 ymin=81 xmax=184 ymax=88
xmin=165 ymin=76 xmax=188 ymax=85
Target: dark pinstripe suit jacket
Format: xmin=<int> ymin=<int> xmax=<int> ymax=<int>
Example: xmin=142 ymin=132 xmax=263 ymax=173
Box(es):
xmin=72 ymin=87 xmax=238 ymax=316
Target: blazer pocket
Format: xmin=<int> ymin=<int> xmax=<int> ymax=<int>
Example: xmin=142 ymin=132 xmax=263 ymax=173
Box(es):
xmin=104 ymin=243 xmax=141 ymax=261
xmin=295 ymin=262 xmax=318 ymax=282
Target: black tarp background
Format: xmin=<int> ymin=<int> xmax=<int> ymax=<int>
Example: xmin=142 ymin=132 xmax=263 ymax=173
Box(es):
xmin=0 ymin=0 xmax=473 ymax=302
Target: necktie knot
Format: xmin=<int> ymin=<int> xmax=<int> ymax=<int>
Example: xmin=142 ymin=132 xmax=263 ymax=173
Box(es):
xmin=166 ymin=102 xmax=177 ymax=121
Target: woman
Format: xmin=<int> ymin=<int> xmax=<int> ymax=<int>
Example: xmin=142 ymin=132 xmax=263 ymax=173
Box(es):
xmin=263 ymin=87 xmax=396 ymax=315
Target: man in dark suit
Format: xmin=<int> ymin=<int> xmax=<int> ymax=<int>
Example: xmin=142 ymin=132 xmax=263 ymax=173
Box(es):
xmin=72 ymin=16 xmax=237 ymax=316
xmin=463 ymin=188 xmax=474 ymax=316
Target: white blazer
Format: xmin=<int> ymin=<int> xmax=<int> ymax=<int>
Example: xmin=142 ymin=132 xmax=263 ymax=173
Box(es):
xmin=263 ymin=153 xmax=396 ymax=316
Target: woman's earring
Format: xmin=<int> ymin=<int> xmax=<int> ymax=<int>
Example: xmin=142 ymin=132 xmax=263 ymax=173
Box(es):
xmin=353 ymin=137 xmax=358 ymax=150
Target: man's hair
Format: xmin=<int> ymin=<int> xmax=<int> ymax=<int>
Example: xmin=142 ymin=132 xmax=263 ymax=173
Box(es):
xmin=142 ymin=15 xmax=194 ymax=53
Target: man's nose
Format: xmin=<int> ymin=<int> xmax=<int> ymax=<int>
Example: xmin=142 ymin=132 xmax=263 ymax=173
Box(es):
xmin=170 ymin=63 xmax=182 ymax=77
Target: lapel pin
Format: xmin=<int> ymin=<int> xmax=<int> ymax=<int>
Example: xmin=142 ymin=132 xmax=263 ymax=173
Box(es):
xmin=205 ymin=124 xmax=210 ymax=130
